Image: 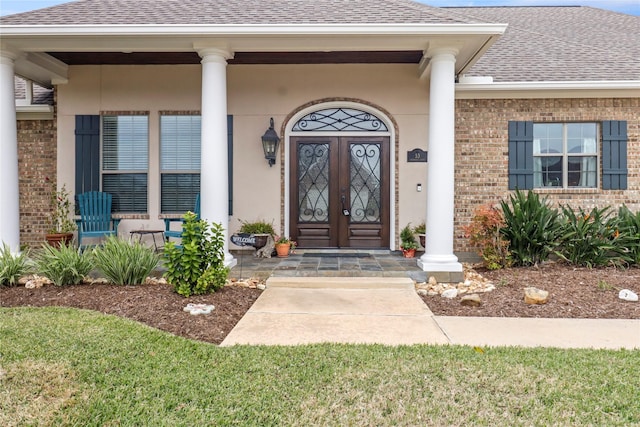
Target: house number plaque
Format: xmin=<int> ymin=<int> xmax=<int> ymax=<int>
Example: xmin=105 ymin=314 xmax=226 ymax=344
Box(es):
xmin=407 ymin=148 xmax=428 ymax=163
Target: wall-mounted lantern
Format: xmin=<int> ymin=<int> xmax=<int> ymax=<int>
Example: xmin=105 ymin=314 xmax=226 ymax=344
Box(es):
xmin=261 ymin=117 xmax=280 ymax=167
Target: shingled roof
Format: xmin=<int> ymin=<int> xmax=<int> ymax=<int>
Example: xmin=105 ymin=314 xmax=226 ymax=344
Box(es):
xmin=450 ymin=6 xmax=640 ymax=82
xmin=0 ymin=0 xmax=481 ymax=25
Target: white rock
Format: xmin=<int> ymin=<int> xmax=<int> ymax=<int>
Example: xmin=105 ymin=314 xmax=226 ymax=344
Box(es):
xmin=257 ymin=283 xmax=266 ymax=290
xmin=441 ymin=288 xmax=458 ymax=299
xmin=619 ymin=289 xmax=639 ymax=302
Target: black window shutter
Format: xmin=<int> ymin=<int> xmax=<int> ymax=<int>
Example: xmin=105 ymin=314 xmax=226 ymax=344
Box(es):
xmin=602 ymin=120 xmax=628 ymax=190
xmin=75 ymin=115 xmax=100 ymax=195
xmin=228 ymin=115 xmax=234 ymax=216
xmin=508 ymin=121 xmax=534 ymax=190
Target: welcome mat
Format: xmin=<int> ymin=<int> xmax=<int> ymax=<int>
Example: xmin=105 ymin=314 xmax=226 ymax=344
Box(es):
xmin=302 ymin=253 xmax=371 ymax=258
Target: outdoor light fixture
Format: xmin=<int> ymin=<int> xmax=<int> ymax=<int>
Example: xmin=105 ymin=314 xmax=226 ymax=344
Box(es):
xmin=261 ymin=117 xmax=280 ymax=167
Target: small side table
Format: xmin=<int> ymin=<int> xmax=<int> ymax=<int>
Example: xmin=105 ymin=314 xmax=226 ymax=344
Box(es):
xmin=129 ymin=230 xmax=165 ymax=252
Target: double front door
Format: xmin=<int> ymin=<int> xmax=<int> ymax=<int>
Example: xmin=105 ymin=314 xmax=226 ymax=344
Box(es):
xmin=290 ymin=136 xmax=390 ymax=248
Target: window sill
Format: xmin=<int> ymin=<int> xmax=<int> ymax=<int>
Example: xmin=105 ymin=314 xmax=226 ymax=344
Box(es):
xmin=112 ymin=213 xmax=150 ymax=220
xmin=158 ymin=214 xmax=185 ymax=220
xmin=534 ymin=188 xmax=600 ymax=195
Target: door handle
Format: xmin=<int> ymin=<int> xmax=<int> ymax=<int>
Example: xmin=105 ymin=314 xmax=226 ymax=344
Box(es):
xmin=341 ymin=195 xmax=350 ymax=216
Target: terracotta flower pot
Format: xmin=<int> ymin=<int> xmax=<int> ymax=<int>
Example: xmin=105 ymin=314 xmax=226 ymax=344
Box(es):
xmin=275 ymin=242 xmax=291 ymax=258
xmin=402 ymin=248 xmax=416 ymax=258
xmin=45 ymin=232 xmax=74 ymax=248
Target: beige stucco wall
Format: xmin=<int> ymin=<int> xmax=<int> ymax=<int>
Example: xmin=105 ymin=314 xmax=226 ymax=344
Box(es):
xmin=56 ymin=63 xmax=431 ymax=246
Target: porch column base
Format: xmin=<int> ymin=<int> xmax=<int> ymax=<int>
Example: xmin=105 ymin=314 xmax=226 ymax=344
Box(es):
xmin=417 ymin=254 xmax=463 ymax=283
xmin=224 ymin=255 xmax=238 ymax=269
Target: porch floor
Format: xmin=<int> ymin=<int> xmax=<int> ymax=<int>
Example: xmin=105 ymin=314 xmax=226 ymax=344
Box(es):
xmin=229 ymin=249 xmax=477 ymax=282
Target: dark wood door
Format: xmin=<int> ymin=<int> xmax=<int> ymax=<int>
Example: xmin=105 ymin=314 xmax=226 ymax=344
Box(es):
xmin=290 ymin=136 xmax=389 ymax=248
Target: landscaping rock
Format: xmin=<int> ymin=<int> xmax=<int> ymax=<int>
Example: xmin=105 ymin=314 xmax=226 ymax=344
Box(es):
xmin=441 ymin=288 xmax=458 ymax=299
xmin=619 ymin=289 xmax=639 ymax=302
xmin=257 ymin=283 xmax=266 ymax=291
xmin=461 ymin=294 xmax=482 ymax=307
xmin=183 ymin=303 xmax=215 ymax=315
xmin=524 ymin=287 xmax=549 ymax=305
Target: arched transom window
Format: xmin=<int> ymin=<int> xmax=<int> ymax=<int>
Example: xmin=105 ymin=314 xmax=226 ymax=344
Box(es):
xmin=292 ymin=107 xmax=388 ymax=132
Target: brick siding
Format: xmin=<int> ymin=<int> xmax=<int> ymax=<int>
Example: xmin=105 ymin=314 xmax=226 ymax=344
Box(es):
xmin=18 ymin=117 xmax=57 ymax=248
xmin=455 ymin=97 xmax=639 ymax=253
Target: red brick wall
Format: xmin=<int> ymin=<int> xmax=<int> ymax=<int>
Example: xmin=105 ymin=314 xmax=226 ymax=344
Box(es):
xmin=455 ymin=97 xmax=640 ymax=252
xmin=17 ymin=116 xmax=57 ymax=248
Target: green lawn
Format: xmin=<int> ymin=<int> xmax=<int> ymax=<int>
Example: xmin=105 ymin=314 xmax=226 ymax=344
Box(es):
xmin=1 ymin=307 xmax=638 ymax=426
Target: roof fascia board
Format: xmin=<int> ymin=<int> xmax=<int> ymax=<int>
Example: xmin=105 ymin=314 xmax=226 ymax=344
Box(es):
xmin=0 ymin=23 xmax=508 ymax=37
xmin=456 ymin=81 xmax=640 ymax=99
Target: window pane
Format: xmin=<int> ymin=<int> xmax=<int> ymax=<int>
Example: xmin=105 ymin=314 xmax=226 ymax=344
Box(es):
xmin=534 ymin=156 xmax=562 ymax=187
xmin=567 ymin=123 xmax=597 ymax=153
xmin=161 ymin=174 xmax=200 ymax=213
xmin=160 ymin=115 xmax=201 ymax=171
xmin=102 ymin=173 xmax=148 ymax=213
xmin=103 ymin=116 xmax=148 ymax=171
xmin=533 ymin=124 xmax=562 ymax=154
xmin=568 ymin=156 xmax=597 ymax=187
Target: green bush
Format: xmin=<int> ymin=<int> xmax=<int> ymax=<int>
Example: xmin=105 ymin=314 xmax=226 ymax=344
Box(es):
xmin=555 ymin=206 xmax=625 ymax=268
xmin=238 ymin=219 xmax=275 ymax=235
xmin=93 ymin=236 xmax=159 ymax=285
xmin=35 ymin=243 xmax=93 ymax=286
xmin=0 ymin=243 xmax=32 ymax=286
xmin=164 ymin=212 xmax=229 ymax=297
xmin=614 ymin=205 xmax=640 ymax=266
xmin=400 ymin=223 xmax=417 ymax=249
xmin=500 ymin=189 xmax=561 ymax=266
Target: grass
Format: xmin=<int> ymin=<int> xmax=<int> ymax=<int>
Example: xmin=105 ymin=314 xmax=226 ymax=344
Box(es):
xmin=1 ymin=308 xmax=639 ymax=426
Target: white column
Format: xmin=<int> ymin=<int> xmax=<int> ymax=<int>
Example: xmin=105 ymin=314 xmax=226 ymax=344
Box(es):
xmin=198 ymin=48 xmax=236 ymax=267
xmin=0 ymin=51 xmax=20 ymax=252
xmin=418 ymin=48 xmax=462 ymax=273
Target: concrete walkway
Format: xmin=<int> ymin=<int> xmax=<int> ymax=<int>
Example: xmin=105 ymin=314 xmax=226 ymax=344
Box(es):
xmin=221 ymin=277 xmax=640 ymax=349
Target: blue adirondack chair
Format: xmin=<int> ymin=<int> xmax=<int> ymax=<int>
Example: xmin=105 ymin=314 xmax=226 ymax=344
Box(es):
xmin=76 ymin=191 xmax=121 ymax=249
xmin=164 ymin=194 xmax=200 ymax=243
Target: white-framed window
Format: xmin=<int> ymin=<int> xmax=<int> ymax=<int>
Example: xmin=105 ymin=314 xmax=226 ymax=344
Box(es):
xmin=160 ymin=115 xmax=201 ymax=213
xmin=101 ymin=115 xmax=149 ymax=212
xmin=533 ymin=123 xmax=598 ymax=188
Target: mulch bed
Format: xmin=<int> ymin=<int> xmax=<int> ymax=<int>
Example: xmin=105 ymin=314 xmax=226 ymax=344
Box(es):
xmin=1 ymin=264 xmax=638 ymax=346
xmin=422 ymin=263 xmax=640 ymax=319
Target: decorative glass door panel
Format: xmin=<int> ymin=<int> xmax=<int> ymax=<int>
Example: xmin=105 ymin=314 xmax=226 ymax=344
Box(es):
xmin=297 ymin=143 xmax=330 ymax=223
xmin=291 ymin=136 xmax=389 ymax=248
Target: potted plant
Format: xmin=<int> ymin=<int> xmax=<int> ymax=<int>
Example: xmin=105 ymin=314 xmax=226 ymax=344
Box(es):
xmin=45 ymin=180 xmax=77 ymax=247
xmin=413 ymin=221 xmax=426 ymax=248
xmin=400 ymin=223 xmax=418 ymax=258
xmin=274 ymin=236 xmax=296 ymax=258
xmin=238 ymin=219 xmax=275 ymax=249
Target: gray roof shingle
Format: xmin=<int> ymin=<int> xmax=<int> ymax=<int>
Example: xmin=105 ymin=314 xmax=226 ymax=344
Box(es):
xmin=449 ymin=6 xmax=640 ymax=82
xmin=0 ymin=0 xmax=481 ymax=25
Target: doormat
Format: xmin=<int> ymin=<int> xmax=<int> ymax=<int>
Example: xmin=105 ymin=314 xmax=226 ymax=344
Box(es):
xmin=302 ymin=253 xmax=371 ymax=258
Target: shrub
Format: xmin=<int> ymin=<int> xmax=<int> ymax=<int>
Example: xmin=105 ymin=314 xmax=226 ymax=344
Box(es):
xmin=615 ymin=205 xmax=640 ymax=266
xmin=0 ymin=243 xmax=32 ymax=286
xmin=164 ymin=212 xmax=229 ymax=297
xmin=463 ymin=204 xmax=511 ymax=270
xmin=93 ymin=236 xmax=159 ymax=285
xmin=400 ymin=223 xmax=417 ymax=249
xmin=413 ymin=221 xmax=426 ymax=235
xmin=500 ymin=189 xmax=561 ymax=266
xmin=238 ymin=219 xmax=275 ymax=235
xmin=35 ymin=243 xmax=93 ymax=286
xmin=555 ymin=206 xmax=625 ymax=268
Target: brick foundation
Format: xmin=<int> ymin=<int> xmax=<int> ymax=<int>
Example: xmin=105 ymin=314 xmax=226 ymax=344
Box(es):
xmin=455 ymin=97 xmax=639 ymax=253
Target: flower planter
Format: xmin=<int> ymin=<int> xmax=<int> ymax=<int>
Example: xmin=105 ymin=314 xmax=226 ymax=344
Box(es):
xmin=418 ymin=234 xmax=425 ymax=248
xmin=45 ymin=232 xmax=74 ymax=248
xmin=402 ymin=248 xmax=416 ymax=258
xmin=275 ymin=242 xmax=291 ymax=258
xmin=251 ymin=233 xmax=270 ymax=249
